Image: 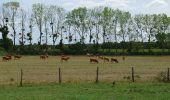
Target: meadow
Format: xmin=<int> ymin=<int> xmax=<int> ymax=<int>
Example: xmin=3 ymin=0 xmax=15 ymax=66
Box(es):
xmin=1 ymin=56 xmax=170 ymax=100
xmin=0 ymin=56 xmax=170 ymax=84
xmin=1 ymin=83 xmax=170 ymax=100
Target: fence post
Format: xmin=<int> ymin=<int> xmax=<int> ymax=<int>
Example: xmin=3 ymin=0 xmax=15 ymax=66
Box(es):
xmin=96 ymin=66 xmax=99 ymax=83
xmin=20 ymin=69 xmax=23 ymax=87
xmin=167 ymin=68 xmax=169 ymax=82
xmin=131 ymin=67 xmax=135 ymax=82
xmin=59 ymin=68 xmax=61 ymax=84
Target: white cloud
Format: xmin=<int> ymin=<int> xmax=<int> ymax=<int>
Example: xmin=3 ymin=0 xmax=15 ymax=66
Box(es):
xmin=142 ymin=0 xmax=170 ymax=15
xmin=145 ymin=0 xmax=168 ymax=8
xmin=61 ymin=0 xmax=133 ymax=10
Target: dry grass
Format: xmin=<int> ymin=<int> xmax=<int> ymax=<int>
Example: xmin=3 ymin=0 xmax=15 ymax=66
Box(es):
xmin=0 ymin=56 xmax=170 ymax=85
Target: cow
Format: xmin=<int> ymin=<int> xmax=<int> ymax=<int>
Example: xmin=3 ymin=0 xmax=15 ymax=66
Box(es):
xmin=111 ymin=58 xmax=119 ymax=63
xmin=104 ymin=57 xmax=109 ymax=62
xmin=61 ymin=57 xmax=70 ymax=62
xmin=6 ymin=55 xmax=12 ymax=60
xmin=2 ymin=56 xmax=11 ymax=61
xmin=45 ymin=54 xmax=49 ymax=58
xmin=90 ymin=58 xmax=99 ymax=63
xmin=14 ymin=55 xmax=22 ymax=60
xmin=40 ymin=55 xmax=46 ymax=59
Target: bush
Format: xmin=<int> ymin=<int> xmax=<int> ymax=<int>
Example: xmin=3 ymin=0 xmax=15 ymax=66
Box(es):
xmin=156 ymin=71 xmax=168 ymax=82
xmin=0 ymin=47 xmax=6 ymax=56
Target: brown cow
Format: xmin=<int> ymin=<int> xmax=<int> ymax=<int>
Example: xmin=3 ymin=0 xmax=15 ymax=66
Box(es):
xmin=6 ymin=55 xmax=12 ymax=60
xmin=14 ymin=55 xmax=22 ymax=60
xmin=90 ymin=58 xmax=99 ymax=63
xmin=2 ymin=56 xmax=11 ymax=61
xmin=61 ymin=57 xmax=70 ymax=62
xmin=104 ymin=57 xmax=109 ymax=62
xmin=40 ymin=55 xmax=46 ymax=59
xmin=111 ymin=58 xmax=119 ymax=63
xmin=46 ymin=55 xmax=48 ymax=58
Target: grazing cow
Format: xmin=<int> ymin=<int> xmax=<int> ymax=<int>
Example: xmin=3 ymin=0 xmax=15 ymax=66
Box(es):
xmin=40 ymin=55 xmax=46 ymax=59
xmin=6 ymin=55 xmax=12 ymax=60
xmin=45 ymin=54 xmax=48 ymax=58
xmin=2 ymin=56 xmax=11 ymax=61
xmin=90 ymin=58 xmax=99 ymax=63
xmin=104 ymin=57 xmax=109 ymax=62
xmin=14 ymin=55 xmax=22 ymax=60
xmin=111 ymin=58 xmax=119 ymax=63
xmin=61 ymin=57 xmax=70 ymax=62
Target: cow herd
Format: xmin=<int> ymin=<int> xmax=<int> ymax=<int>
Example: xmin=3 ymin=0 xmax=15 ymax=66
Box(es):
xmin=90 ymin=56 xmax=119 ymax=64
xmin=2 ymin=55 xmax=22 ymax=61
xmin=2 ymin=54 xmax=123 ymax=64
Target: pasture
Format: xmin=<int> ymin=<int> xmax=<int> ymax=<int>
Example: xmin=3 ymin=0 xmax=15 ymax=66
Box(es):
xmin=1 ymin=56 xmax=170 ymax=100
xmin=1 ymin=83 xmax=170 ymax=100
xmin=0 ymin=56 xmax=170 ymax=84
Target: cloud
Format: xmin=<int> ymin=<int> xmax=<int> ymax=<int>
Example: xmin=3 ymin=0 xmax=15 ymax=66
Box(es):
xmin=61 ymin=0 xmax=133 ymax=11
xmin=142 ymin=0 xmax=170 ymax=15
xmin=145 ymin=0 xmax=168 ymax=8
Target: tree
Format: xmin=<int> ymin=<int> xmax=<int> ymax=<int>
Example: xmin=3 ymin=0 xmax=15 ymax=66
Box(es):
xmin=101 ymin=7 xmax=113 ymax=43
xmin=47 ymin=5 xmax=65 ymax=45
xmin=65 ymin=12 xmax=73 ymax=44
xmin=134 ymin=14 xmax=145 ymax=53
xmin=27 ymin=15 xmax=33 ymax=45
xmin=112 ymin=9 xmax=121 ymax=53
xmin=19 ymin=9 xmax=26 ymax=46
xmin=155 ymin=32 xmax=166 ymax=52
xmin=56 ymin=7 xmax=66 ymax=48
xmin=86 ymin=9 xmax=95 ymax=44
xmin=44 ymin=6 xmax=49 ymax=45
xmin=142 ymin=14 xmax=155 ymax=53
xmin=3 ymin=1 xmax=20 ymax=47
xmin=90 ymin=7 xmax=103 ymax=48
xmin=118 ymin=11 xmax=131 ymax=53
xmin=32 ymin=3 xmax=45 ymax=45
xmin=0 ymin=24 xmax=13 ymax=51
xmin=69 ymin=7 xmax=88 ymax=44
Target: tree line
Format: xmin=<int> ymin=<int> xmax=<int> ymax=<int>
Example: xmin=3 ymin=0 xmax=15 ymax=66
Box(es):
xmin=0 ymin=1 xmax=170 ymax=55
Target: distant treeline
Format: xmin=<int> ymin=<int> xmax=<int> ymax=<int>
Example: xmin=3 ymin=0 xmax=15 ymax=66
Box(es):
xmin=0 ymin=42 xmax=168 ymax=55
xmin=0 ymin=2 xmax=170 ymax=55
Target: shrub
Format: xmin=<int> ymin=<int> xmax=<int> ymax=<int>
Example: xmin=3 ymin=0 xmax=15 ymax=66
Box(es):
xmin=155 ymin=71 xmax=167 ymax=82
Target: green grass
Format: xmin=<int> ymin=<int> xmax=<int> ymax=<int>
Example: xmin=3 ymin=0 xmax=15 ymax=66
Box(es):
xmin=1 ymin=83 xmax=170 ymax=100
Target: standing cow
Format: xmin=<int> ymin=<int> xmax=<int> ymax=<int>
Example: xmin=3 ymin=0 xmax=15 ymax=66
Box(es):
xmin=90 ymin=58 xmax=99 ymax=63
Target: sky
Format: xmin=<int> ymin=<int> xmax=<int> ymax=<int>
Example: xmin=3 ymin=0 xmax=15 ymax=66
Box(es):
xmin=0 ymin=0 xmax=170 ymax=44
xmin=0 ymin=0 xmax=170 ymax=15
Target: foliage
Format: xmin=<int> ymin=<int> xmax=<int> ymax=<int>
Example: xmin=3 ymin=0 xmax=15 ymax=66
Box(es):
xmin=156 ymin=71 xmax=168 ymax=83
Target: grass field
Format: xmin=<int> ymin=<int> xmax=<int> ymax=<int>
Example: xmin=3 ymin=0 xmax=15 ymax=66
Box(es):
xmin=1 ymin=83 xmax=170 ymax=100
xmin=0 ymin=56 xmax=170 ymax=84
xmin=1 ymin=56 xmax=170 ymax=100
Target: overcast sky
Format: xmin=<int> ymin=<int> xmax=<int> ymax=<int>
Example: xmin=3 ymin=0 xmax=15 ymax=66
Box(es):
xmin=0 ymin=0 xmax=170 ymax=15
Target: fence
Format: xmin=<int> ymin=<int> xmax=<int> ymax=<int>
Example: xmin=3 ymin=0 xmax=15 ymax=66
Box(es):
xmin=0 ymin=66 xmax=169 ymax=86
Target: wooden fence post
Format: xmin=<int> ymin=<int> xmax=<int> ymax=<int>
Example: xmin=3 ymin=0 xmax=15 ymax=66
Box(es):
xmin=167 ymin=68 xmax=169 ymax=82
xmin=131 ymin=67 xmax=135 ymax=82
xmin=96 ymin=66 xmax=99 ymax=83
xmin=59 ymin=68 xmax=61 ymax=84
xmin=20 ymin=69 xmax=23 ymax=86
